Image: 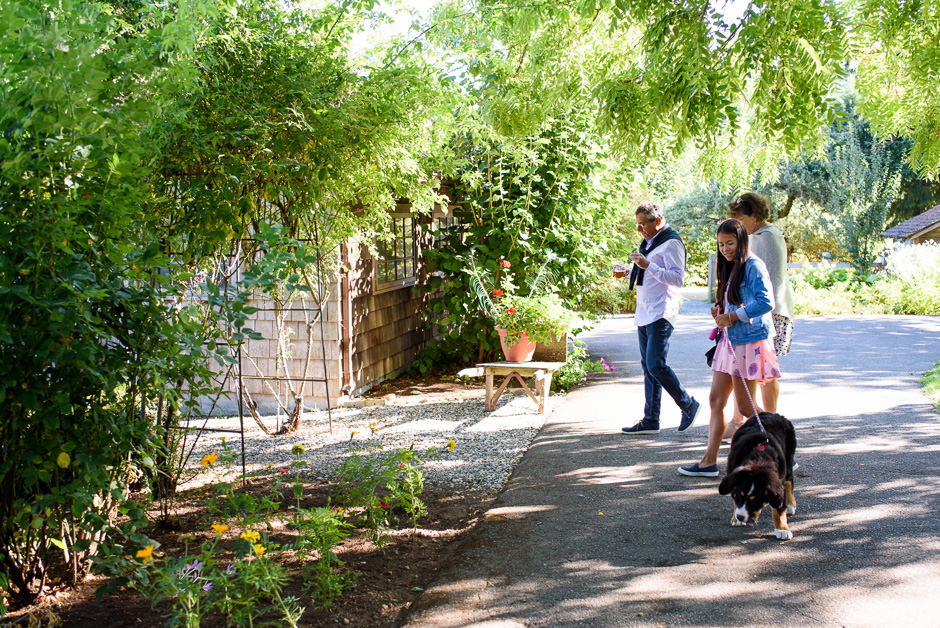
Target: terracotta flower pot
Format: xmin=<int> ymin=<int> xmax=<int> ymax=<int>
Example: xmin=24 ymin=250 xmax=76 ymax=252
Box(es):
xmin=496 ymin=327 xmax=536 ymax=362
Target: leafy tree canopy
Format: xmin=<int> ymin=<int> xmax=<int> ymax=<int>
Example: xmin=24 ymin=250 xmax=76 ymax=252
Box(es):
xmin=153 ymin=0 xmax=457 ymax=261
xmin=421 ymin=0 xmax=940 ymax=181
xmin=427 ymin=0 xmax=848 ymax=181
xmin=852 ymin=0 xmax=940 ymax=179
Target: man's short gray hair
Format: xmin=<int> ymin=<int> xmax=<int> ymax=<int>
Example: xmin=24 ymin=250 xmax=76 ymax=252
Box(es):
xmin=636 ymin=201 xmax=663 ymax=222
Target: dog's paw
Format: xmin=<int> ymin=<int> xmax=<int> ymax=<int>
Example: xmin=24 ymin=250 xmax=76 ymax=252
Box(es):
xmin=787 ymin=505 xmax=796 ymax=515
xmin=774 ymin=528 xmax=793 ymax=540
xmin=731 ymin=519 xmax=747 ymax=527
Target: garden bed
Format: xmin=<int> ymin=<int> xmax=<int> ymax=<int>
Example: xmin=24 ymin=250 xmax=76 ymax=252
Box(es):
xmin=2 ymin=479 xmax=494 ymax=627
xmin=1 ymin=371 xmax=544 ymax=627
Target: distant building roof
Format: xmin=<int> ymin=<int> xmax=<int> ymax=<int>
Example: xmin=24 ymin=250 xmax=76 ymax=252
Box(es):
xmin=881 ymin=204 xmax=940 ymax=240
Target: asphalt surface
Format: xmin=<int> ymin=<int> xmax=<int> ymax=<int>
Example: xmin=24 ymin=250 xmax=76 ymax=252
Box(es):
xmin=406 ymin=293 xmax=940 ymax=627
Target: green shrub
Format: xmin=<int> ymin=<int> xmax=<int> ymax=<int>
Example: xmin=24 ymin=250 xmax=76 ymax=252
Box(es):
xmin=123 ymin=528 xmax=303 ymax=628
xmin=336 ymin=445 xmax=429 ymax=547
xmin=552 ymin=341 xmax=608 ymax=392
xmin=683 ymin=233 xmax=713 ymax=287
xmin=877 ymin=243 xmax=940 ymax=315
xmin=577 ymin=277 xmax=637 ymax=316
xmin=290 ymin=506 xmax=356 ymax=610
xmin=791 ymin=245 xmax=940 ymax=316
xmin=0 ymin=1 xmax=210 ymax=603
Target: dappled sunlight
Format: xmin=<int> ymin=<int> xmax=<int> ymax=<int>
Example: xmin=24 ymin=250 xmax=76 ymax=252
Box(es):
xmin=384 ymin=419 xmax=464 ymax=433
xmin=484 ymin=505 xmax=558 ymax=519
xmin=832 ymin=561 xmax=939 ymax=626
xmin=807 ymin=483 xmax=873 ymax=499
xmin=409 ymin=314 xmax=940 ymax=626
xmin=806 ymin=435 xmax=934 ymax=454
xmin=466 ymin=413 xmax=545 ymax=433
xmin=425 ymin=459 xmax=468 ymax=470
xmin=828 ymin=503 xmax=929 ymax=525
xmin=557 ymin=465 xmax=654 ymax=485
xmin=648 ymin=486 xmax=722 ymax=502
xmin=869 ymin=478 xmax=937 ymax=492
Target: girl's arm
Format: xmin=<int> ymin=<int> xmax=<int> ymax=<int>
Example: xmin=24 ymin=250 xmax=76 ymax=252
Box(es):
xmin=732 ymin=258 xmax=775 ymax=324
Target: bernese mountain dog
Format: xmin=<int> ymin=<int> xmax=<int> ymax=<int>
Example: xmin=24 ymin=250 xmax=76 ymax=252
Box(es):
xmin=718 ymin=412 xmax=797 ymax=540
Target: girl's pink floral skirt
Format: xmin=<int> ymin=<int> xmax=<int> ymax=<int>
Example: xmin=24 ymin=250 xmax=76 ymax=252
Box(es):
xmin=711 ymin=333 xmax=781 ymax=383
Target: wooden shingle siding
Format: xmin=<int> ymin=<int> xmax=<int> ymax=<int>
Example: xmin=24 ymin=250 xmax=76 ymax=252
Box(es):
xmin=199 ymin=283 xmax=343 ymax=415
xmin=347 ymin=219 xmax=433 ymax=396
xmin=195 ymin=197 xmax=453 ymax=416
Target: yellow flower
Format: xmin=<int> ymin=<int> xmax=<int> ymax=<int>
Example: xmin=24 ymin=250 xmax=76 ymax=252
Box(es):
xmin=240 ymin=530 xmax=260 ymax=543
xmin=291 ymin=444 xmax=305 ymax=456
xmin=252 ymin=543 xmax=265 ymax=556
xmin=200 ymin=452 xmax=218 ymax=467
xmin=447 ymin=439 xmax=456 ymax=452
xmin=369 ymin=422 xmax=377 ymax=433
xmin=56 ymin=451 xmax=71 ymax=469
xmin=211 ymin=523 xmax=229 ymax=534
xmin=135 ymin=545 xmax=154 ymax=561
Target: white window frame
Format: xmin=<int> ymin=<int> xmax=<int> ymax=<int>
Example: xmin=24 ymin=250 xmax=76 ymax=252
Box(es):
xmin=374 ymin=213 xmax=418 ymax=293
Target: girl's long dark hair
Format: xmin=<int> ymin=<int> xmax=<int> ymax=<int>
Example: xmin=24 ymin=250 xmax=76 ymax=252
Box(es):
xmin=716 ymin=219 xmax=749 ymax=306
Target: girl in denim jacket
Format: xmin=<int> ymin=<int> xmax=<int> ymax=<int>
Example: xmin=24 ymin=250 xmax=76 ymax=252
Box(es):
xmin=678 ymin=219 xmax=781 ymax=477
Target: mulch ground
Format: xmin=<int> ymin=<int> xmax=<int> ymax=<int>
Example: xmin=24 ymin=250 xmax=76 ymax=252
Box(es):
xmin=2 ymin=371 xmax=496 ymax=628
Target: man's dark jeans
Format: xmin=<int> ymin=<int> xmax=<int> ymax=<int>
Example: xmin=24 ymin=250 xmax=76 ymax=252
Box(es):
xmin=638 ymin=318 xmax=693 ymax=424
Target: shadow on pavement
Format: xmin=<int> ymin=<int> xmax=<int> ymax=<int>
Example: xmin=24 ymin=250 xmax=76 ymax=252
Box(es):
xmin=407 ymin=313 xmax=940 ymax=627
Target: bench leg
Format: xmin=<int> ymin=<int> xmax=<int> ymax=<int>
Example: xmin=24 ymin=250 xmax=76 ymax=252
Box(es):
xmin=538 ymin=372 xmax=553 ymax=414
xmin=485 ymin=371 xmax=494 ymax=411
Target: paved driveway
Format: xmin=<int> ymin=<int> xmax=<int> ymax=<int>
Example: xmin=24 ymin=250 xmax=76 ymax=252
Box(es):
xmin=407 ymin=301 xmax=940 ymax=627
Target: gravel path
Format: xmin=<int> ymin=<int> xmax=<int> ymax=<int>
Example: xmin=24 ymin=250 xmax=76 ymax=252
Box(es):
xmin=177 ymin=390 xmax=551 ymax=494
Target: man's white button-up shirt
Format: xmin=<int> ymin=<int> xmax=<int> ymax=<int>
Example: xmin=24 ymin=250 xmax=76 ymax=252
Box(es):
xmin=634 ymin=227 xmax=686 ymax=328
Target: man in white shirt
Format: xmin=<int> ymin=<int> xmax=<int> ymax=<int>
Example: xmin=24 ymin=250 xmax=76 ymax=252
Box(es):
xmin=622 ymin=202 xmax=701 ymax=434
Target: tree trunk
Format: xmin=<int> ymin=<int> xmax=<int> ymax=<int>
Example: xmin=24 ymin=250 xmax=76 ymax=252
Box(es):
xmin=779 ymin=194 xmax=794 ymax=219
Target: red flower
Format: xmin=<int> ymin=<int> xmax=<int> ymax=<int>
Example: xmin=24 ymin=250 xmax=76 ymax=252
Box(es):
xmin=380 ymin=500 xmax=390 ymax=509
xmin=499 ymin=260 xmax=511 ymax=268
xmin=506 ymin=307 xmax=517 ymax=314
xmin=278 ymin=468 xmax=288 ymax=473
xmin=492 ymin=289 xmax=504 ymax=297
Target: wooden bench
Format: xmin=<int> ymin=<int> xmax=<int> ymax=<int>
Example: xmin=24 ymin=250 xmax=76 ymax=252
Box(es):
xmin=465 ymin=361 xmax=566 ymax=414
xmin=457 ymin=335 xmax=569 ymax=414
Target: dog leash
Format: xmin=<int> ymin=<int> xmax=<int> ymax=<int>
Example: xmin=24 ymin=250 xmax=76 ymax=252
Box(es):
xmin=725 ymin=337 xmax=771 ymax=444
xmin=717 ymin=290 xmax=770 ymax=444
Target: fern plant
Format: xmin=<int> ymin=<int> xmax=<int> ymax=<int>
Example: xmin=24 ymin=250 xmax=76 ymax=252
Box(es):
xmin=465 ymin=254 xmax=575 ymax=345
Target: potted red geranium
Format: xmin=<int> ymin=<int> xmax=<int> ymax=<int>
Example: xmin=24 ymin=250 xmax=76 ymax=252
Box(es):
xmin=468 ymin=257 xmax=575 ymax=362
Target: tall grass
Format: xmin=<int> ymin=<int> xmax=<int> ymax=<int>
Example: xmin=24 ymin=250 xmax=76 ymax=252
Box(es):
xmin=922 ymin=362 xmax=940 ymax=413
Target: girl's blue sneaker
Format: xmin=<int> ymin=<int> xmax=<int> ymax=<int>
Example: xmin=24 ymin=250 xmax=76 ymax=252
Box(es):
xmin=677 ymin=463 xmax=719 ymax=477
